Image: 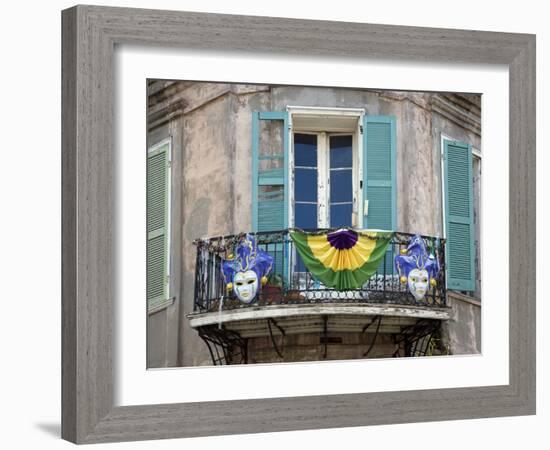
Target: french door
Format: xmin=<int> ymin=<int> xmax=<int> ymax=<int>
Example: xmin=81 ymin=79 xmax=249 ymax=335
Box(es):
xmin=293 ymin=132 xmax=355 ymax=230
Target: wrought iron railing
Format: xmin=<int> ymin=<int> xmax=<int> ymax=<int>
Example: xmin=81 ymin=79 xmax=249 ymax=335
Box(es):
xmin=193 ymin=229 xmax=446 ymax=312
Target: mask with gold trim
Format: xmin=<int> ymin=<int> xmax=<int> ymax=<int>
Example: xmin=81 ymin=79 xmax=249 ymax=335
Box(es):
xmin=222 ymin=234 xmax=274 ymax=303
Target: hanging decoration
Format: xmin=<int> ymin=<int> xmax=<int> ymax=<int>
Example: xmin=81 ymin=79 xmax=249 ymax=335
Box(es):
xmin=222 ymin=234 xmax=274 ymax=303
xmin=290 ymin=228 xmax=394 ymax=290
xmin=394 ymin=234 xmax=440 ymax=301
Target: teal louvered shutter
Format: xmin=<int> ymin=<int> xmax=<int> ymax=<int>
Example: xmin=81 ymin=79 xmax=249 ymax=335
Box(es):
xmin=443 ymin=140 xmax=475 ymax=291
xmin=362 ymin=116 xmax=396 ymax=274
xmin=147 ymin=142 xmax=171 ymax=313
xmin=252 ymin=111 xmax=289 ymax=231
xmin=252 ymin=111 xmax=289 ymax=278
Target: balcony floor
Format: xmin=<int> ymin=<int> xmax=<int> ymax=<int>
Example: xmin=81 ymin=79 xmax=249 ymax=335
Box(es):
xmin=187 ymin=302 xmax=451 ymax=338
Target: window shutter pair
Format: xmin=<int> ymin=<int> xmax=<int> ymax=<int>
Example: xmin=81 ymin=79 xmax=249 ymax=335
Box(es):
xmin=251 ymin=112 xmax=397 ymax=278
xmin=250 ymin=112 xmax=397 ymax=234
xmin=147 ymin=142 xmax=171 ymax=313
xmin=443 ymin=140 xmax=475 ymax=291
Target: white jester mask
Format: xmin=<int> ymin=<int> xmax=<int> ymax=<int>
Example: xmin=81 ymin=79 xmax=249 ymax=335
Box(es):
xmin=407 ymin=268 xmax=429 ymax=301
xmin=234 ymin=270 xmax=259 ymax=303
xmin=395 ymin=234 xmax=440 ymax=302
xmin=222 ymin=234 xmax=274 ymax=304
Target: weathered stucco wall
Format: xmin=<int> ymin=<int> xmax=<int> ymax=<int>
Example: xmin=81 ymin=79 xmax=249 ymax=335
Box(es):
xmin=443 ymin=293 xmax=481 ymax=355
xmin=147 ymin=82 xmax=482 ymax=367
xmin=180 ymin=95 xmax=235 ymax=366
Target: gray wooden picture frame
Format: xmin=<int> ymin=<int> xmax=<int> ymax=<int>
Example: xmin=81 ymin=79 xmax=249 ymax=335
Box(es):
xmin=61 ymin=5 xmax=536 ymax=444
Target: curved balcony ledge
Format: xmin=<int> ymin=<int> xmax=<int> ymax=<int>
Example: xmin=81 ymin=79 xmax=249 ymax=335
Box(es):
xmin=187 ymin=302 xmax=452 ymax=330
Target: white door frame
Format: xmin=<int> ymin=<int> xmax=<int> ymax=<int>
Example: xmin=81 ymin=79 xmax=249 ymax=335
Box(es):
xmin=287 ymin=106 xmax=365 ymax=229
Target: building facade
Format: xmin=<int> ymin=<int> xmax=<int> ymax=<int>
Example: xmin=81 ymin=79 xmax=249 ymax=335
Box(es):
xmin=146 ymin=81 xmax=481 ymax=368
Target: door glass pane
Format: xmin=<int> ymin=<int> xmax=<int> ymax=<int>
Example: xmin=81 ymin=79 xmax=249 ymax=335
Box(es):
xmin=330 ymin=204 xmax=353 ymax=228
xmin=330 ymin=170 xmax=353 ymax=203
xmin=294 ymin=133 xmax=318 ymax=273
xmin=294 ymin=133 xmax=317 ymax=166
xmin=294 ymin=133 xmax=318 ymax=226
xmin=329 ymin=135 xmax=353 ymax=228
xmin=294 ymin=169 xmax=317 ymax=202
xmin=294 ymin=204 xmax=318 ymax=229
xmin=330 ymin=135 xmax=353 ymax=167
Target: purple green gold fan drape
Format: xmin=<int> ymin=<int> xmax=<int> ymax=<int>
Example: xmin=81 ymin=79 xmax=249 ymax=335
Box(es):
xmin=290 ymin=229 xmax=394 ymax=290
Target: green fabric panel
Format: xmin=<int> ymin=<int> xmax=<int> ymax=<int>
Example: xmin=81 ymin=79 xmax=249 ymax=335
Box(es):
xmin=290 ymin=231 xmax=393 ymax=290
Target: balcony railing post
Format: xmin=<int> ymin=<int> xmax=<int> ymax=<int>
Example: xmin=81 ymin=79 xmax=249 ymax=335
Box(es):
xmin=193 ymin=243 xmax=202 ymax=311
xmin=440 ymin=238 xmax=447 ymax=306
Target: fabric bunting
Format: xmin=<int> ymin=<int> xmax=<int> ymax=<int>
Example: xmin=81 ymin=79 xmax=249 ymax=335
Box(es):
xmin=290 ymin=228 xmax=394 ymax=290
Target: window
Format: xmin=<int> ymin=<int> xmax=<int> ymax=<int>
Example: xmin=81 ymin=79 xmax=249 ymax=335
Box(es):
xmin=147 ymin=138 xmax=172 ymax=314
xmin=251 ymin=108 xmax=397 ymax=276
xmin=288 ymin=107 xmax=366 ymax=231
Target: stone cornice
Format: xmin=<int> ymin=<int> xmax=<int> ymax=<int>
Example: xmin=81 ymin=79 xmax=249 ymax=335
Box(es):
xmin=431 ymin=93 xmax=481 ymax=136
xmin=375 ymin=90 xmax=481 ymax=137
xmin=147 ymin=82 xmax=482 ymax=137
xmin=147 ymin=81 xmax=270 ymax=129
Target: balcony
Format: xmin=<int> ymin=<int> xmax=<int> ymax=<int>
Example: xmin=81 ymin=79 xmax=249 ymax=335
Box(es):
xmin=193 ymin=229 xmax=447 ymax=313
xmin=189 ymin=229 xmax=450 ymax=364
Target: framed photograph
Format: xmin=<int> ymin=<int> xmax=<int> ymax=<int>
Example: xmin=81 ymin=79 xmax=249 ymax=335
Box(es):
xmin=147 ymin=80 xmax=479 ymax=369
xmin=62 ymin=5 xmax=535 ymax=444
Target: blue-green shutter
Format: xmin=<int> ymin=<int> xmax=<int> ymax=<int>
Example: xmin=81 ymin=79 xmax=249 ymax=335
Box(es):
xmin=252 ymin=111 xmax=289 ymax=232
xmin=252 ymin=112 xmax=289 ymax=280
xmin=147 ymin=142 xmax=171 ymax=313
xmin=443 ymin=140 xmax=475 ymax=291
xmin=363 ymin=116 xmax=396 ymax=273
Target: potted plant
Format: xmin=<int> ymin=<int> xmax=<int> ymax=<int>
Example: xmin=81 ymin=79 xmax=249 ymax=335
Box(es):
xmin=261 ymin=274 xmax=283 ymax=305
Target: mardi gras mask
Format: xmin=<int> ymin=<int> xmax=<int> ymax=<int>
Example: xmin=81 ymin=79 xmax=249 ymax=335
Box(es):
xmin=222 ymin=234 xmax=273 ymax=303
xmin=233 ymin=270 xmax=259 ymax=303
xmin=394 ymin=235 xmax=439 ymax=301
xmin=407 ymin=268 xmax=429 ymax=301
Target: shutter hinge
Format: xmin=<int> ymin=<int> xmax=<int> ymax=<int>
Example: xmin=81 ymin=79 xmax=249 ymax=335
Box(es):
xmin=360 ymin=125 xmax=364 ymax=134
xmin=167 ymin=160 xmax=172 ymax=168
